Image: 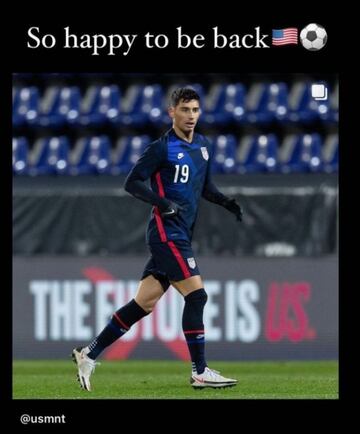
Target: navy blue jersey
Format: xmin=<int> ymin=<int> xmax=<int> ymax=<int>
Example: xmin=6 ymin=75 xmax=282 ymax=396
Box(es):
xmin=126 ymin=129 xmax=214 ymax=244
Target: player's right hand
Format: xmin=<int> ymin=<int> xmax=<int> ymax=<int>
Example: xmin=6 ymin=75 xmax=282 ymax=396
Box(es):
xmin=160 ymin=201 xmax=184 ymax=218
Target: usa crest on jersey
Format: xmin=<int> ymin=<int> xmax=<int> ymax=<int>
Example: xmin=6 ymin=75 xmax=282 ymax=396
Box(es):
xmin=201 ymin=147 xmax=209 ymax=161
xmin=187 ymin=257 xmax=196 ymax=269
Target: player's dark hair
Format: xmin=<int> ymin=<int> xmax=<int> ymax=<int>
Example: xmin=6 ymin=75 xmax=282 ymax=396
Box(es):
xmin=170 ymin=88 xmax=200 ymax=107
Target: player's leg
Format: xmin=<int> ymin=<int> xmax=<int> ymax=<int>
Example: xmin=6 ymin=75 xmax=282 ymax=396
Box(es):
xmin=171 ymin=275 xmax=204 ymax=296
xmin=86 ymin=274 xmax=164 ymax=357
xmin=73 ymin=273 xmax=166 ymax=391
xmin=148 ymin=240 xmax=237 ymax=388
xmin=172 ymin=276 xmax=237 ymax=388
xmin=83 ymin=275 xmax=159 ymax=359
xmin=170 ymin=275 xmax=207 ymax=374
xmin=134 ymin=274 xmax=166 ymax=313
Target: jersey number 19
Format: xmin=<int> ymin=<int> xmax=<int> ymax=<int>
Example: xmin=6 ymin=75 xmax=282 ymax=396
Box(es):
xmin=174 ymin=164 xmax=189 ymax=183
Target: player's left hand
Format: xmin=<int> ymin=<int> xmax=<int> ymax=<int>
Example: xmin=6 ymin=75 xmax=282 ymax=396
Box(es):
xmin=160 ymin=201 xmax=184 ymax=218
xmin=223 ymin=198 xmax=243 ymax=222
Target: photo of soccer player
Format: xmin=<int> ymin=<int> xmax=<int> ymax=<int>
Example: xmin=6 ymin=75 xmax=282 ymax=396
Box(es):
xmin=12 ymin=73 xmax=338 ymax=399
xmin=73 ymin=87 xmax=242 ymax=390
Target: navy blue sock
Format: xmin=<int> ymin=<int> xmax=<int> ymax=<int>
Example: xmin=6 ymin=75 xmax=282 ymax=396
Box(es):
xmin=87 ymin=299 xmax=148 ymax=359
xmin=182 ymin=288 xmax=208 ymax=374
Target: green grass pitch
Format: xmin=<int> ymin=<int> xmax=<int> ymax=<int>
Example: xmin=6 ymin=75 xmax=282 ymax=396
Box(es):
xmin=13 ymin=360 xmax=338 ymax=399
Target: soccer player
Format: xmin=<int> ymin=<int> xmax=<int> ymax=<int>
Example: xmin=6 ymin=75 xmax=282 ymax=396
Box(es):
xmin=73 ymin=87 xmax=243 ymax=391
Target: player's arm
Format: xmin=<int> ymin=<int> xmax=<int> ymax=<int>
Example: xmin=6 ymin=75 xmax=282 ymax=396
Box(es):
xmin=202 ymin=143 xmax=243 ymax=222
xmin=124 ymin=141 xmax=182 ymax=217
xmin=202 ymin=179 xmax=243 ymax=221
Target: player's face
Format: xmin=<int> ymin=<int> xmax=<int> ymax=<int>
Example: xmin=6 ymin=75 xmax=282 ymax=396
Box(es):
xmin=169 ymin=99 xmax=201 ymax=134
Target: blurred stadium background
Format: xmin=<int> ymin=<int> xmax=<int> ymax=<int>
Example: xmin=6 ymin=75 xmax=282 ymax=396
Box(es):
xmin=12 ymin=73 xmax=338 ymax=373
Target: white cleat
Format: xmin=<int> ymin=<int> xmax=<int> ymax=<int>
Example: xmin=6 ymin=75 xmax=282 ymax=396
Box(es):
xmin=190 ymin=367 xmax=238 ymax=389
xmin=72 ymin=347 xmax=99 ymax=392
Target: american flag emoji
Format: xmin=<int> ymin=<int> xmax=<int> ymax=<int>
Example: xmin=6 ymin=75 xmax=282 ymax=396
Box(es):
xmin=272 ymin=28 xmax=298 ymax=46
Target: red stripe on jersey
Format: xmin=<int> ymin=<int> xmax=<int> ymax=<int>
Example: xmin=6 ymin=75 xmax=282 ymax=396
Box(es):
xmin=167 ymin=241 xmax=191 ymax=279
xmin=154 ymin=208 xmax=167 ymax=242
xmin=154 ymin=171 xmax=167 ymax=242
xmin=155 ymin=172 xmax=165 ymax=197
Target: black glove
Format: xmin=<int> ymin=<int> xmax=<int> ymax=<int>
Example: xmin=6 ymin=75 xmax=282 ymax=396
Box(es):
xmin=222 ymin=197 xmax=243 ymax=222
xmin=159 ymin=200 xmax=184 ymax=218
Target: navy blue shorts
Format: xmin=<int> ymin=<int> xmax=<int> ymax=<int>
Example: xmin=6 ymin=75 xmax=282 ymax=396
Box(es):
xmin=141 ymin=240 xmax=200 ymax=291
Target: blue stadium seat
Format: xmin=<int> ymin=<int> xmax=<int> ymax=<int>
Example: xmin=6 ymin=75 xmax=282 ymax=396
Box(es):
xmin=299 ymin=133 xmax=323 ymax=173
xmin=236 ymin=134 xmax=279 ymax=173
xmin=245 ymin=83 xmax=273 ymax=124
xmin=279 ymin=133 xmax=323 ymax=173
xmin=70 ymin=136 xmax=112 ymax=175
xmin=202 ymin=83 xmax=228 ymax=125
xmin=225 ymin=83 xmax=246 ymax=123
xmin=322 ymin=134 xmax=338 ymax=173
xmin=143 ymin=84 xmax=164 ymax=125
xmin=112 ymin=135 xmax=151 ymax=174
xmin=202 ymin=83 xmax=246 ymax=126
xmin=34 ymin=86 xmax=81 ymax=127
xmin=78 ymin=85 xmax=120 ymax=126
xmin=116 ymin=84 xmax=164 ymax=126
xmin=13 ymin=137 xmax=29 ymax=175
xmin=267 ymin=82 xmax=289 ymax=122
xmin=212 ymin=134 xmax=237 ymax=173
xmin=29 ymin=136 xmax=70 ymax=175
xmin=312 ymin=81 xmax=331 ymax=122
xmin=12 ymin=87 xmax=39 ymax=127
xmin=245 ymin=82 xmax=290 ymax=124
xmin=114 ymin=84 xmax=147 ymax=126
xmin=287 ymin=81 xmax=330 ymax=123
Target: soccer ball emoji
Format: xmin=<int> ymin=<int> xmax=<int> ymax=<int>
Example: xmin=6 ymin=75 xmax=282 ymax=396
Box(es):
xmin=300 ymin=24 xmax=327 ymax=51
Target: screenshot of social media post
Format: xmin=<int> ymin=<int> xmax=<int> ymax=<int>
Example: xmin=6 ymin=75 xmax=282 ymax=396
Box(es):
xmin=12 ymin=68 xmax=338 ymax=400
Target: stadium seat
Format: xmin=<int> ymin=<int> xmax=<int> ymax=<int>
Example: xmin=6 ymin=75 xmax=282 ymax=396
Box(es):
xmin=70 ymin=136 xmax=112 ymax=175
xmin=212 ymin=134 xmax=237 ymax=173
xmin=236 ymin=134 xmax=279 ymax=173
xmin=287 ymin=81 xmax=327 ymax=123
xmin=78 ymin=85 xmax=121 ymax=126
xmin=12 ymin=75 xmax=338 ymax=177
xmin=243 ymin=82 xmax=289 ymax=124
xmin=267 ymin=82 xmax=289 ymax=122
xmin=114 ymin=84 xmax=146 ymax=126
xmin=202 ymin=83 xmax=246 ymax=126
xmin=299 ymin=133 xmax=323 ymax=172
xmin=114 ymin=84 xmax=164 ymax=126
xmin=34 ymin=86 xmax=81 ymax=127
xmin=245 ymin=83 xmax=273 ymax=124
xmin=312 ymin=81 xmax=331 ymax=122
xmin=13 ymin=137 xmax=29 ymax=175
xmin=12 ymin=87 xmax=39 ymax=127
xmin=279 ymin=133 xmax=323 ymax=173
xmin=202 ymin=83 xmax=229 ymax=125
xmin=29 ymin=136 xmax=70 ymax=175
xmin=112 ymin=135 xmax=151 ymax=174
xmin=143 ymin=84 xmax=164 ymax=125
xmin=225 ymin=83 xmax=246 ymax=123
